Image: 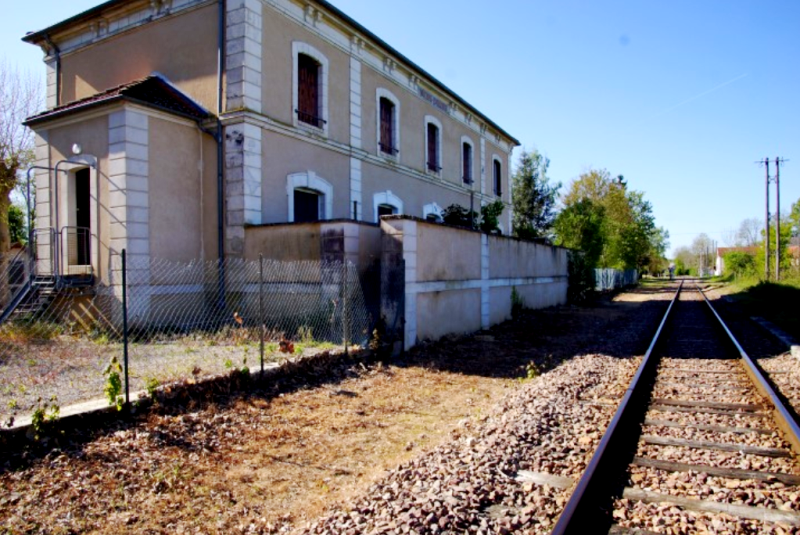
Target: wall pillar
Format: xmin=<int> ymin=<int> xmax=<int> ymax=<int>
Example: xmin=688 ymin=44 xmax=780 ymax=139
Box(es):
xmin=108 ymin=108 xmax=151 ymax=325
xmin=349 ymin=53 xmax=363 ymax=220
xmin=226 ymin=0 xmax=263 ymax=113
xmin=224 ymin=122 xmax=262 ymax=256
xmin=481 ymin=234 xmax=490 ymax=329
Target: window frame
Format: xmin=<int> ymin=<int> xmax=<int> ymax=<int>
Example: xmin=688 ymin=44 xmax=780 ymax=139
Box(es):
xmin=492 ymin=155 xmax=503 ymax=197
xmin=292 ymin=42 xmax=329 ymax=136
xmin=461 ymin=136 xmax=474 ymax=186
xmin=424 ymin=115 xmax=443 ymax=176
xmin=422 ymin=202 xmax=444 ymax=222
xmin=373 ymin=190 xmax=404 ymax=222
xmin=287 ymin=171 xmax=333 ymax=222
xmin=375 ymin=88 xmax=401 ymax=160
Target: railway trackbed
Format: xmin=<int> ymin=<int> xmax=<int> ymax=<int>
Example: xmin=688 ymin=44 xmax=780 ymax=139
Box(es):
xmin=553 ymin=282 xmax=800 ymax=534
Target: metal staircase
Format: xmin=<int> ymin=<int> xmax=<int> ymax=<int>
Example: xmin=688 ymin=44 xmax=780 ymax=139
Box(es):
xmin=0 ymin=227 xmax=94 ymax=325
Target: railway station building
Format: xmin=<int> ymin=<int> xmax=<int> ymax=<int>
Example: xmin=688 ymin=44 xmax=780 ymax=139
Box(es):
xmin=22 ymin=0 xmax=519 ymax=283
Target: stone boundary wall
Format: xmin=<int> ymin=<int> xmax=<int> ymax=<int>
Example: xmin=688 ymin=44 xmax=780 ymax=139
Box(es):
xmin=380 ymin=217 xmax=568 ymax=349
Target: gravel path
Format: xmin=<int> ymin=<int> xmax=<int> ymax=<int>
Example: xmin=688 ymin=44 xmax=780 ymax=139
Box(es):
xmin=294 ymin=354 xmax=642 ymax=535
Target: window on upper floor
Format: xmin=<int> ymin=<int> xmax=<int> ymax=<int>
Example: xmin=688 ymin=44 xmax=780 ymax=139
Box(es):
xmin=376 ymin=89 xmax=400 ymax=159
xmin=293 ymin=43 xmax=329 ymax=134
xmin=493 ymin=158 xmax=503 ymax=196
xmin=462 ymin=140 xmax=473 ymax=185
xmin=297 ymin=54 xmax=322 ymax=127
xmin=379 ymin=98 xmax=397 ymax=155
xmin=425 ymin=117 xmax=442 ymax=174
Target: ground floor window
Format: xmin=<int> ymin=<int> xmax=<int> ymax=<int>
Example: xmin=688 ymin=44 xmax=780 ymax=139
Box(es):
xmin=377 ymin=204 xmax=397 ymax=218
xmin=294 ymin=188 xmax=322 ymax=222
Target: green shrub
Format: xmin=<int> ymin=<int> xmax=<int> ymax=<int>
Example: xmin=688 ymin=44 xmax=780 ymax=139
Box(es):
xmin=723 ymin=251 xmax=756 ymax=278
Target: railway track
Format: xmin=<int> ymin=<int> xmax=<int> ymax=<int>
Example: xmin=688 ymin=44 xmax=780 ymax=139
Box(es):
xmin=553 ymin=282 xmax=800 ymax=534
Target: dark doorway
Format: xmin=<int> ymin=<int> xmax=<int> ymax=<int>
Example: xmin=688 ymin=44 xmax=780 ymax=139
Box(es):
xmin=294 ymin=189 xmax=320 ymax=222
xmin=377 ymin=204 xmax=396 ymax=218
xmin=75 ymin=168 xmax=91 ymax=265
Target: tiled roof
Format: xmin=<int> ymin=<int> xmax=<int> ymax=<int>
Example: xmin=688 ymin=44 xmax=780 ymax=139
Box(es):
xmin=24 ymin=75 xmax=211 ymax=126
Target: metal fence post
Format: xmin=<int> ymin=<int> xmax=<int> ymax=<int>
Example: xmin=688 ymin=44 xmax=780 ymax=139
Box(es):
xmin=343 ymin=261 xmax=349 ymax=357
xmin=259 ymin=254 xmax=264 ymax=374
xmin=121 ymin=249 xmax=130 ymax=408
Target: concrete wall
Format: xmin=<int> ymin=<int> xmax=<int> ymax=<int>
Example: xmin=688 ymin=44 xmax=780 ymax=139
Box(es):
xmin=244 ymin=219 xmax=381 ymax=273
xmin=381 ymin=216 xmax=568 ymax=349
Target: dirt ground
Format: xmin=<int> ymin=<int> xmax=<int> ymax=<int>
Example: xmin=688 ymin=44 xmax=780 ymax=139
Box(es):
xmin=0 ymin=286 xmax=674 ymax=534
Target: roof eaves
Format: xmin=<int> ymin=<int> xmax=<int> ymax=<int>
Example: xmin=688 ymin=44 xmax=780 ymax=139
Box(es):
xmin=314 ymin=0 xmax=520 ymax=146
xmin=22 ymin=0 xmax=129 ymax=45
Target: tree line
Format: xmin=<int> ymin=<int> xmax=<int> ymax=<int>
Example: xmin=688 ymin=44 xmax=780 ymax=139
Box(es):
xmin=508 ymin=149 xmax=669 ymax=274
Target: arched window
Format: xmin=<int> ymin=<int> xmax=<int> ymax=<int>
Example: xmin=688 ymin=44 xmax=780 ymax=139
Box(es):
xmin=461 ymin=136 xmax=474 ymax=185
xmin=376 ymin=88 xmax=401 ymax=159
xmin=373 ymin=190 xmax=403 ymax=222
xmin=424 ymin=115 xmax=442 ymax=175
xmin=492 ymin=156 xmax=503 ymax=196
xmin=423 ymin=202 xmax=443 ymax=222
xmin=287 ymin=171 xmax=333 ymax=222
xmin=292 ymin=42 xmax=329 ymax=135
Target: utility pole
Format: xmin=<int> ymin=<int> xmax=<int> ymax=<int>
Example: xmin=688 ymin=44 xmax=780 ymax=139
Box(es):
xmin=764 ymin=158 xmax=770 ymax=280
xmin=775 ymin=157 xmax=784 ymax=281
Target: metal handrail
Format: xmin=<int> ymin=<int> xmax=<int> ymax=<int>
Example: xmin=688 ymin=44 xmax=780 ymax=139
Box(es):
xmin=294 ymin=109 xmax=327 ymax=127
xmin=379 ymin=142 xmax=399 ymax=155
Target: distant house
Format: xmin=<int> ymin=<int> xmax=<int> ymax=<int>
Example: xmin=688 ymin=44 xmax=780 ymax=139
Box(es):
xmin=22 ymin=0 xmax=519 ymax=289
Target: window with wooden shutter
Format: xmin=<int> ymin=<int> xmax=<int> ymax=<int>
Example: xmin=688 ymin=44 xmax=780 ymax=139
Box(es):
xmin=379 ymin=98 xmax=396 ymax=154
xmin=462 ymin=142 xmax=472 ymax=184
xmin=427 ymin=123 xmax=440 ymax=172
xmin=297 ymin=54 xmax=321 ymax=127
xmin=493 ymin=159 xmax=502 ymax=196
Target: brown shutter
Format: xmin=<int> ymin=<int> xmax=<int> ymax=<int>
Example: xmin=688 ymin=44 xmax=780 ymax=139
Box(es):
xmin=298 ymin=55 xmax=319 ymax=126
xmin=380 ymin=98 xmax=394 ymax=153
xmin=463 ymin=143 xmax=472 ymax=183
xmin=494 ymin=160 xmax=502 ymax=195
xmin=427 ymin=123 xmax=438 ymax=171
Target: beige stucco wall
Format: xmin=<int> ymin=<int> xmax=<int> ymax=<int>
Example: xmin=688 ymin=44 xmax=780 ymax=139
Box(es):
xmin=415 ymin=288 xmax=482 ymax=342
xmin=416 ymin=223 xmax=481 ymax=282
xmin=260 ymin=9 xmax=350 ymax=144
xmin=244 ymin=223 xmax=324 ymax=262
xmin=59 ymin=4 xmax=219 ymax=111
xmin=260 ymin=130 xmax=350 ymax=222
xmin=244 ymin=220 xmax=381 ymax=271
xmin=488 ymin=237 xmax=568 ymax=279
xmin=360 ymin=161 xmax=473 ymax=223
xmin=148 ymin=116 xmax=209 ymax=264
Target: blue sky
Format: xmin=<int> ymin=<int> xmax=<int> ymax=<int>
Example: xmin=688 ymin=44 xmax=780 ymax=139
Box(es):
xmin=3 ymin=0 xmax=798 ymax=254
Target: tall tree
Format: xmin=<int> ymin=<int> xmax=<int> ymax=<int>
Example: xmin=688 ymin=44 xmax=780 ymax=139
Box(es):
xmin=553 ymin=199 xmax=605 ymax=267
xmin=556 ymin=169 xmax=660 ymax=270
xmin=511 ymin=149 xmax=560 ymax=240
xmin=735 ymin=218 xmax=762 ymax=247
xmin=690 ymin=233 xmax=715 ymax=274
xmin=0 ymin=61 xmax=40 ymax=254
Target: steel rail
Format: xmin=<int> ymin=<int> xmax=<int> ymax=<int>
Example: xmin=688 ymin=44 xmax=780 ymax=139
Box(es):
xmin=697 ymin=285 xmax=800 ymax=455
xmin=551 ymin=281 xmax=684 ymax=535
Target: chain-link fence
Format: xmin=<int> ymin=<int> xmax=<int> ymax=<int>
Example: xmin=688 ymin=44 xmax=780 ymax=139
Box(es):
xmin=0 ymin=249 xmax=374 ymax=427
xmin=594 ymin=268 xmax=639 ymax=291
